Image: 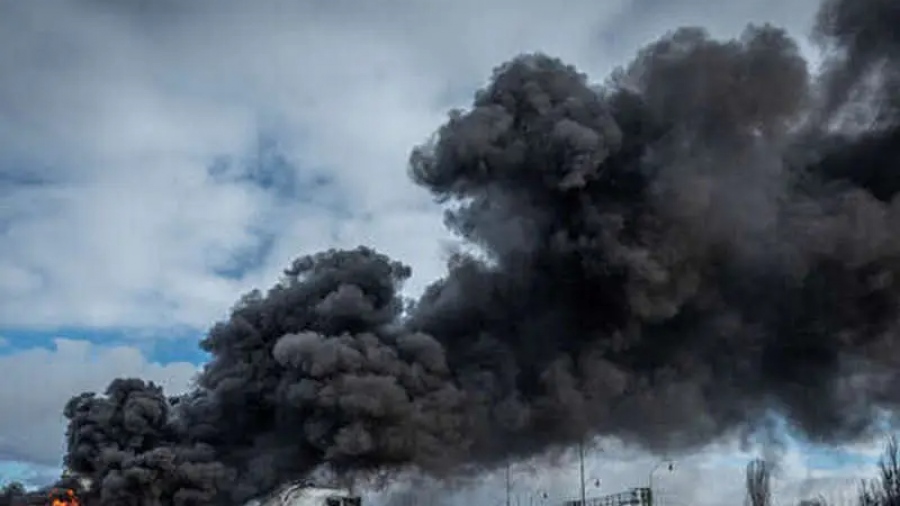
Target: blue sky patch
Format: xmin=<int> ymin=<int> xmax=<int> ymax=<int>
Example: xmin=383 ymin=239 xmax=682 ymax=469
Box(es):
xmin=0 ymin=327 xmax=209 ymax=365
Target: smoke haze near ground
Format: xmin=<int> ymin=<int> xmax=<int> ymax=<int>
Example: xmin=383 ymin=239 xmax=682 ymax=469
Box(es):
xmin=44 ymin=0 xmax=900 ymax=503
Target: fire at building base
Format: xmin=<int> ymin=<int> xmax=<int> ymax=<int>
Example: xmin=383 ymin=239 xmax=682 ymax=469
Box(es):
xmin=1 ymin=488 xmax=80 ymax=506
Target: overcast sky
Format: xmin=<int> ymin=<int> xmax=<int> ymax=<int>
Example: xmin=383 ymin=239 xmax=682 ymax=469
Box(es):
xmin=0 ymin=0 xmax=885 ymax=504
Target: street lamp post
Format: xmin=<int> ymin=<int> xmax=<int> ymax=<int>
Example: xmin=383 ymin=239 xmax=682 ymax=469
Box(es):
xmin=579 ymin=441 xmax=586 ymax=506
xmin=506 ymin=463 xmax=512 ymax=506
xmin=648 ymin=459 xmax=674 ymax=506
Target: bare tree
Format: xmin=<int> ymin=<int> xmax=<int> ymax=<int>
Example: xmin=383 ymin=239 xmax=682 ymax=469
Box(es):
xmin=0 ymin=481 xmax=24 ymax=506
xmin=859 ymin=436 xmax=900 ymax=506
xmin=746 ymin=459 xmax=772 ymax=506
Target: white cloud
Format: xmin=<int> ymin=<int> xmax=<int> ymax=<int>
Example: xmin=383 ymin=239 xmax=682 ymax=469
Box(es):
xmin=0 ymin=339 xmax=197 ymax=468
xmin=0 ymin=0 xmax=822 ymax=330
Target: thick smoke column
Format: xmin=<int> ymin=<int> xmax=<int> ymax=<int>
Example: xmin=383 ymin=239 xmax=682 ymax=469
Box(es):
xmin=65 ymin=249 xmax=471 ymax=505
xmin=64 ymin=379 xmax=234 ymax=505
xmin=59 ymin=0 xmax=900 ymax=503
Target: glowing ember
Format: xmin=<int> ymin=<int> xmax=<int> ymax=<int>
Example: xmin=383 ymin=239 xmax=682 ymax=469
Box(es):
xmin=48 ymin=488 xmax=79 ymax=506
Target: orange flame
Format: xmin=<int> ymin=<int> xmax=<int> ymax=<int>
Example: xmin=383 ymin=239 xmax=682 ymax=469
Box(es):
xmin=49 ymin=488 xmax=79 ymax=506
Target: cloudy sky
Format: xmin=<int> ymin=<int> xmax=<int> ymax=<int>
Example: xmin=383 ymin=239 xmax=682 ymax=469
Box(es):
xmin=0 ymin=0 xmax=887 ymax=504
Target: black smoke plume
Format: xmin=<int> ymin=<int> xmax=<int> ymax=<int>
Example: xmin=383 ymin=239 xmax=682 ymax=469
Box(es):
xmin=58 ymin=0 xmax=900 ymax=503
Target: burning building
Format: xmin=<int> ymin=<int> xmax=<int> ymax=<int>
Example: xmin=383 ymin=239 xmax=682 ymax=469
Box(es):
xmin=0 ymin=488 xmax=81 ymax=506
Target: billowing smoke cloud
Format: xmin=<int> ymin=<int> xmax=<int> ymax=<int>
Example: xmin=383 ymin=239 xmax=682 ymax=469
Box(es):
xmin=56 ymin=0 xmax=900 ymax=503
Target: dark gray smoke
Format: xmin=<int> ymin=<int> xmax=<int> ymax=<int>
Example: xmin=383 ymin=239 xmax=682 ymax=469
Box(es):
xmin=64 ymin=379 xmax=234 ymax=505
xmin=59 ymin=0 xmax=900 ymax=503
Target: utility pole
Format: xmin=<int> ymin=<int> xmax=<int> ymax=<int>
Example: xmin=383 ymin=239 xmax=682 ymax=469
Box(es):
xmin=579 ymin=439 xmax=586 ymax=506
xmin=506 ymin=463 xmax=512 ymax=506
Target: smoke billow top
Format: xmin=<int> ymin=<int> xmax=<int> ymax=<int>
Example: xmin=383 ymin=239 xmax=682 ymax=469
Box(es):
xmin=25 ymin=0 xmax=900 ymax=503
